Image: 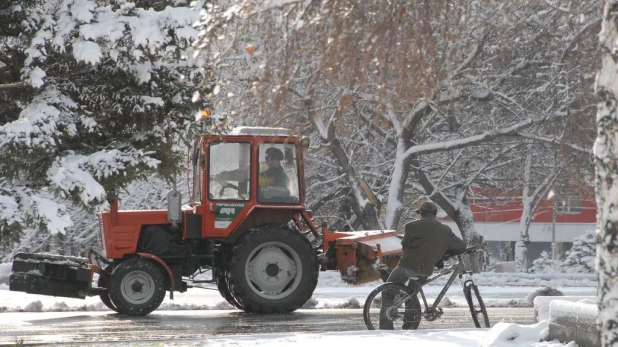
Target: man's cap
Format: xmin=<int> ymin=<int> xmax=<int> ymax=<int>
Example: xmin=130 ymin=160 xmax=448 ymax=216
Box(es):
xmin=266 ymin=147 xmax=284 ymax=160
xmin=415 ymin=201 xmax=438 ymax=215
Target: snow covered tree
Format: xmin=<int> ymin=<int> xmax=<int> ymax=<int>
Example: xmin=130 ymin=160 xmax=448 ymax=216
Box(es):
xmin=196 ymin=0 xmax=598 ymax=255
xmin=596 ymin=1 xmax=618 ymax=344
xmin=0 ymin=0 xmax=210 ymax=252
xmin=529 ymin=230 xmax=596 ymax=275
xmin=529 ymin=250 xmax=562 ymax=274
xmin=562 ymin=229 xmax=596 ymax=273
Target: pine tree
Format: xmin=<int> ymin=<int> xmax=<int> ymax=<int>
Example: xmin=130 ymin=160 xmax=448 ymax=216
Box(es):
xmin=0 ymin=0 xmax=211 ymax=250
xmin=529 ymin=250 xmax=562 ymax=274
xmin=562 ymin=230 xmax=596 ymax=273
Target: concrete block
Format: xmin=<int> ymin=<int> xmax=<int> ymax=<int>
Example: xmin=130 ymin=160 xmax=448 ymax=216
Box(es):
xmin=533 ymin=296 xmax=594 ymax=322
xmin=548 ymin=300 xmax=599 ymax=347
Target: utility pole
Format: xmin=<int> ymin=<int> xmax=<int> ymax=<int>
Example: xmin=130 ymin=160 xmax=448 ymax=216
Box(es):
xmin=551 ymin=199 xmax=556 ymax=260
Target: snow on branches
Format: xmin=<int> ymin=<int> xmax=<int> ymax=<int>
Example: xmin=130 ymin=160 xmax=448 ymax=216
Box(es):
xmin=0 ymin=0 xmax=209 ymax=242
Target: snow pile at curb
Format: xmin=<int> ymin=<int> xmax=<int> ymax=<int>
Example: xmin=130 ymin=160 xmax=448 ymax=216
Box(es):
xmin=480 ymin=321 xmax=555 ymax=347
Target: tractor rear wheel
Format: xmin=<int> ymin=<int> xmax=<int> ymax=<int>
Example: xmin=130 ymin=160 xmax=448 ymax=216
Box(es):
xmin=216 ymin=269 xmax=244 ymax=310
xmin=108 ymin=258 xmax=167 ymax=316
xmin=97 ymin=265 xmax=118 ymax=312
xmin=228 ymin=225 xmax=318 ymax=313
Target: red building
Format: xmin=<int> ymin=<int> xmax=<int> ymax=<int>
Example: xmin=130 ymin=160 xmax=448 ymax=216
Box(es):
xmin=441 ymin=194 xmax=596 ymax=263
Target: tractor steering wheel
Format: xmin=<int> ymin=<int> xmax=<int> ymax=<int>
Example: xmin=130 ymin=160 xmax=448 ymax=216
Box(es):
xmin=212 ymin=175 xmax=240 ymax=198
xmin=219 ymin=182 xmax=240 ymax=196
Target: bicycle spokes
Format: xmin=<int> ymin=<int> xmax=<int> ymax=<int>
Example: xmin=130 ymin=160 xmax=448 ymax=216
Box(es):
xmin=363 ymin=283 xmax=422 ymax=330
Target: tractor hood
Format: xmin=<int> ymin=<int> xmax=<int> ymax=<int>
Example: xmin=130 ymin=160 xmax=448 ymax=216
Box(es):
xmin=101 ymin=209 xmax=170 ymax=226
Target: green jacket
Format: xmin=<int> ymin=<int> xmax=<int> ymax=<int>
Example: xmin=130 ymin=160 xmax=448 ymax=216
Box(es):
xmin=398 ymin=215 xmax=466 ymax=276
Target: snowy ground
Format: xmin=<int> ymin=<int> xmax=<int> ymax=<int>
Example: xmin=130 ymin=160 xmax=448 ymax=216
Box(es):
xmin=0 ymin=263 xmax=595 ymax=346
xmin=162 ymin=323 xmax=576 ymax=347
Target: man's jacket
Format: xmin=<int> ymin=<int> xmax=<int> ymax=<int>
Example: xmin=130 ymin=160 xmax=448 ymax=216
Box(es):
xmin=399 ymin=215 xmax=466 ymax=276
xmin=259 ymin=166 xmax=288 ymax=187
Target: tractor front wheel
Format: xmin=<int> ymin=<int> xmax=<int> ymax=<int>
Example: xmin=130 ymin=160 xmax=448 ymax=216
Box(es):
xmin=228 ymin=225 xmax=318 ymax=313
xmin=108 ymin=258 xmax=167 ymax=316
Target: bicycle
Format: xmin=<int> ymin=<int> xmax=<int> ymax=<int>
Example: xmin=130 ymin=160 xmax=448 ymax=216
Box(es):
xmin=363 ymin=245 xmax=490 ymax=330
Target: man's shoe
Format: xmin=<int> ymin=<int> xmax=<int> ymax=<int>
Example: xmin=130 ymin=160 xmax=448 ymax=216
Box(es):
xmin=379 ymin=320 xmax=394 ymax=330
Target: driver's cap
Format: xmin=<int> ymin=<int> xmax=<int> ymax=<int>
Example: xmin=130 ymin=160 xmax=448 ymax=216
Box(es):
xmin=415 ymin=201 xmax=438 ymax=215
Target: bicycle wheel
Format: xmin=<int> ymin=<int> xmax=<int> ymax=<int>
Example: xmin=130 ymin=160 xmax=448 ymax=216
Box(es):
xmin=463 ymin=281 xmax=490 ymax=328
xmin=363 ymin=282 xmax=422 ymax=330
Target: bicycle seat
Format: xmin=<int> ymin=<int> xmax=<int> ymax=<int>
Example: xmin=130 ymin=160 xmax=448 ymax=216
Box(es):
xmin=405 ymin=275 xmax=428 ymax=285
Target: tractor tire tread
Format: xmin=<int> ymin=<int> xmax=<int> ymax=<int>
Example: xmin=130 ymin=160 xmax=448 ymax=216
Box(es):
xmin=228 ymin=225 xmax=318 ymax=314
xmin=108 ymin=258 xmax=167 ymax=316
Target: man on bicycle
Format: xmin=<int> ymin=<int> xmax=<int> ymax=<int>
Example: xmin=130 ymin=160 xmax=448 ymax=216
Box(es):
xmin=382 ymin=201 xmax=466 ymax=329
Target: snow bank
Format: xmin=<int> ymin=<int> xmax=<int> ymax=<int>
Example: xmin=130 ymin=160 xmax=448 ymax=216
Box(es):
xmin=0 ymin=264 xmax=597 ymax=313
xmin=166 ymin=329 xmax=576 ymax=347
xmin=534 ymin=296 xmax=595 ymax=322
xmin=0 ymin=263 xmax=9 ymax=284
xmin=480 ymin=321 xmax=551 ymax=347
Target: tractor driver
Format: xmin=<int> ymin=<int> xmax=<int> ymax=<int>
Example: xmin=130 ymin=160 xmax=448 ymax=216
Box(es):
xmin=381 ymin=201 xmax=466 ymax=329
xmin=212 ymin=147 xmax=290 ymax=200
xmin=259 ymin=147 xmax=289 ymax=191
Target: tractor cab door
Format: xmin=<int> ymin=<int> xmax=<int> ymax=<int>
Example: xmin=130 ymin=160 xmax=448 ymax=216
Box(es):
xmin=205 ymin=141 xmax=252 ymax=234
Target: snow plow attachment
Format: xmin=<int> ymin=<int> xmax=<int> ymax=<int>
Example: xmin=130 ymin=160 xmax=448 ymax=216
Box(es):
xmin=9 ymin=253 xmax=95 ymax=299
xmin=319 ymin=224 xmax=403 ymax=285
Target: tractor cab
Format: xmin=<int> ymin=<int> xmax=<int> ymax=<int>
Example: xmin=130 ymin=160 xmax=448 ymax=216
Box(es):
xmin=188 ymin=127 xmax=311 ymax=239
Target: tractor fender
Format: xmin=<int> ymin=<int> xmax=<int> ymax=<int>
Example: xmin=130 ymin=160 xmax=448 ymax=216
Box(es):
xmin=136 ymin=252 xmax=175 ymax=299
xmin=224 ymin=207 xmax=301 ymax=244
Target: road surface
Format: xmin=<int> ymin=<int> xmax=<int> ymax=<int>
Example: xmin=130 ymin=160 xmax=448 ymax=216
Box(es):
xmin=0 ymin=307 xmax=535 ymax=346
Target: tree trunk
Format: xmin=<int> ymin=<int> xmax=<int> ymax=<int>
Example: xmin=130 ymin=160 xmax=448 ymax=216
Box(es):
xmin=516 ymin=144 xmax=533 ymax=272
xmin=384 ymin=137 xmax=414 ymax=229
xmin=596 ymin=2 xmax=618 ymax=345
xmin=426 ymin=183 xmax=482 ymax=273
xmin=514 ymin=240 xmax=528 ymax=272
xmin=451 ymin=193 xmax=483 ymax=274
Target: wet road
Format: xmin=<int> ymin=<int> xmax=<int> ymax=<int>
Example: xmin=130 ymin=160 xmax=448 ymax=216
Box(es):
xmin=0 ymin=307 xmax=535 ymax=346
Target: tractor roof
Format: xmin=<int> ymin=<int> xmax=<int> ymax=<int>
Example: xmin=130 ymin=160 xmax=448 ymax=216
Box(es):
xmin=230 ymin=127 xmax=293 ymax=137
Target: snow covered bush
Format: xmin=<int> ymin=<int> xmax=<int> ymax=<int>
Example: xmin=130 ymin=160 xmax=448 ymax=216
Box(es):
xmin=562 ymin=230 xmax=596 ymax=273
xmin=529 ymin=251 xmax=562 ymax=274
xmin=529 ymin=230 xmax=596 ymax=274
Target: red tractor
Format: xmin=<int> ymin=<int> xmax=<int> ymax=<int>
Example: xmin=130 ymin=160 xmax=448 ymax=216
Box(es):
xmin=9 ymin=127 xmax=402 ymax=316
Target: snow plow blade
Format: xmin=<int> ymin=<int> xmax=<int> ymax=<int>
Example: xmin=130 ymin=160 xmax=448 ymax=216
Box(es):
xmin=320 ymin=226 xmax=403 ymax=285
xmin=9 ymin=253 xmax=94 ymax=299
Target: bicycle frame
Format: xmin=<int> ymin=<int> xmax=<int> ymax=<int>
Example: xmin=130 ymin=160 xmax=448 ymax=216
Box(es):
xmin=389 ymin=255 xmax=469 ymax=316
xmin=363 ymin=245 xmax=490 ymax=330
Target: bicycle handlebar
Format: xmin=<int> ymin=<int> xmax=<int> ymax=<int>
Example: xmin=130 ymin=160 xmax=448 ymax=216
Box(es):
xmin=440 ymin=243 xmax=487 ymax=261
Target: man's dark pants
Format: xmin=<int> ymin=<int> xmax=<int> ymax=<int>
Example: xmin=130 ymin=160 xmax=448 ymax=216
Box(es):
xmin=379 ymin=265 xmax=426 ymax=329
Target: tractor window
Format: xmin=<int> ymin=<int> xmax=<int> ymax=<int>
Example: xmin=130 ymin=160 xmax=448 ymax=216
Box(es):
xmin=209 ymin=142 xmax=251 ymax=201
xmin=258 ymin=143 xmax=300 ymax=204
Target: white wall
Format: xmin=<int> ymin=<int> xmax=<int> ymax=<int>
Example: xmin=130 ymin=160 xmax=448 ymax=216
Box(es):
xmin=443 ymin=221 xmax=594 ymax=243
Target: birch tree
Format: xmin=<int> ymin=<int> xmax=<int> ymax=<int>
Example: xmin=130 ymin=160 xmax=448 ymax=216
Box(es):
xmin=596 ymin=1 xmax=618 ymax=345
xmin=514 ymin=143 xmax=568 ymax=272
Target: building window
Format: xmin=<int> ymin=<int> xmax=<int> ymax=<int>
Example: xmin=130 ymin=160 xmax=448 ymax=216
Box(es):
xmin=556 ymin=198 xmax=581 ymax=214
